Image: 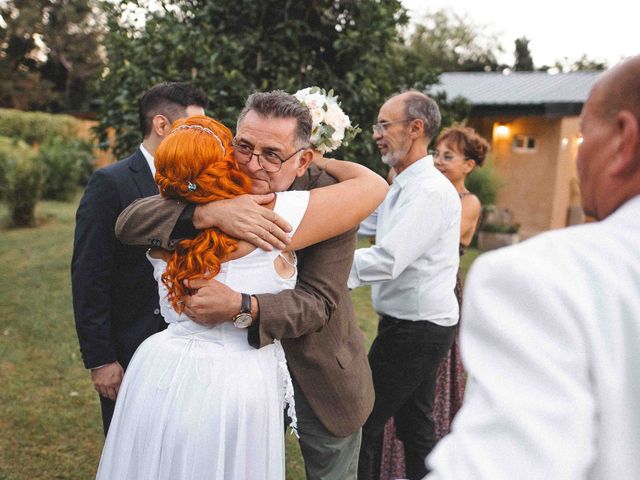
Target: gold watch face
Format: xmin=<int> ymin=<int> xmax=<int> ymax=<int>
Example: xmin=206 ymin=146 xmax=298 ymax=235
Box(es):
xmin=233 ymin=313 xmax=253 ymax=329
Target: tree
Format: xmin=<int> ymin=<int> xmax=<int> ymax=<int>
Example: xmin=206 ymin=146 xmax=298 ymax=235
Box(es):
xmin=96 ymin=0 xmax=418 ymax=173
xmin=0 ymin=0 xmax=57 ymax=110
xmin=547 ymin=54 xmax=608 ymax=72
xmin=0 ymin=0 xmax=105 ymax=112
xmin=514 ymin=36 xmax=534 ymax=71
xmin=403 ymin=9 xmax=503 ymax=73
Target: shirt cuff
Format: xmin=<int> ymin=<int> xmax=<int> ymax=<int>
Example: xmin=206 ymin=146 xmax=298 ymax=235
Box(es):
xmin=347 ymin=263 xmax=361 ymax=290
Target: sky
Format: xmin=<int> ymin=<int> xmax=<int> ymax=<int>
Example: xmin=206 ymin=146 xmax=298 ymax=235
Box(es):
xmin=401 ymin=0 xmax=638 ymax=68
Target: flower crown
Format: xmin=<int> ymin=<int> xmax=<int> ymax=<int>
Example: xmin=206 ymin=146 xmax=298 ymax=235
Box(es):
xmin=294 ymin=87 xmax=360 ymax=154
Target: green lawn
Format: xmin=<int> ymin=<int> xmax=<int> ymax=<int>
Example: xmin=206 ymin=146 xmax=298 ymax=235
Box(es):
xmin=0 ymin=197 xmax=480 ymax=480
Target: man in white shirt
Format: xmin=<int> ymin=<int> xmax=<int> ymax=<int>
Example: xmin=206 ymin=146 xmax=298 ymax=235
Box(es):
xmin=425 ymin=55 xmax=640 ymax=480
xmin=351 ymin=91 xmax=461 ymax=480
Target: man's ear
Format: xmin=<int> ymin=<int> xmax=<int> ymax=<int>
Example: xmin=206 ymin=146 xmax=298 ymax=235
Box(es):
xmin=610 ymin=110 xmax=640 ymax=176
xmin=152 ymin=114 xmax=172 ymax=138
xmin=295 ymin=149 xmax=314 ymax=177
xmin=409 ymin=118 xmax=425 ymax=139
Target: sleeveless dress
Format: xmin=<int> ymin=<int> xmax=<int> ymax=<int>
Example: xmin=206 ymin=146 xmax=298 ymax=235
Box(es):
xmin=95 ymin=190 xmax=310 ymax=480
xmin=430 ymin=191 xmax=480 ymax=439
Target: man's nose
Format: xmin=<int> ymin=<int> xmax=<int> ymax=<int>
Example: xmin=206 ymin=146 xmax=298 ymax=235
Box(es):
xmin=372 ymin=130 xmax=383 ymax=141
xmin=245 ymin=154 xmax=264 ymax=172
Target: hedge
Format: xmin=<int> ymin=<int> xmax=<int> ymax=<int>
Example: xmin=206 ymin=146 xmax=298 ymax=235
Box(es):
xmin=0 ymin=108 xmax=80 ymax=145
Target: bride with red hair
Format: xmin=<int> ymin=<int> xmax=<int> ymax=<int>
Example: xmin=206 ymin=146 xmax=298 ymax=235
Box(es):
xmin=96 ymin=115 xmax=387 ymax=480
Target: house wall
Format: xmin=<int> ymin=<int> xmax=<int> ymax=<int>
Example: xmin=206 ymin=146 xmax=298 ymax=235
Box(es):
xmin=550 ymin=117 xmax=583 ymax=228
xmin=468 ymin=115 xmax=583 ymax=238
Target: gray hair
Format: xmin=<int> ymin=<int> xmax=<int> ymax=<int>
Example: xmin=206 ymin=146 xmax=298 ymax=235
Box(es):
xmin=237 ymin=90 xmax=312 ymax=148
xmin=400 ymin=90 xmax=441 ymax=141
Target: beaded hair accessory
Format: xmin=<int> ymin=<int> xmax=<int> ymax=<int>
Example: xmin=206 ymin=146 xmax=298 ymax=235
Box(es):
xmin=169 ymin=124 xmax=228 ymax=194
xmin=169 ymin=124 xmax=226 ymax=154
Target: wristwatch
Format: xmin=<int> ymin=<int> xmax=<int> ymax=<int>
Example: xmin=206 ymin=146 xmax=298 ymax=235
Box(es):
xmin=233 ymin=293 xmax=253 ymax=329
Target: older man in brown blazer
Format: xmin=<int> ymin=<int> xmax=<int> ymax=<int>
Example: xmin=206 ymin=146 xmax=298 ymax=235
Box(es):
xmin=115 ymin=90 xmax=374 ymax=479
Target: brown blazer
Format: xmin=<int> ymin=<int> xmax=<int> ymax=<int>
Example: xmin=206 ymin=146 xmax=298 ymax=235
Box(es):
xmin=115 ymin=165 xmax=374 ymax=437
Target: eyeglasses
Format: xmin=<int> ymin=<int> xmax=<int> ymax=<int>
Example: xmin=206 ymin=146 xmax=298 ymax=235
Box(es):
xmin=433 ymin=149 xmax=474 ymax=163
xmin=231 ymin=138 xmax=305 ymax=173
xmin=372 ymin=118 xmax=414 ymax=134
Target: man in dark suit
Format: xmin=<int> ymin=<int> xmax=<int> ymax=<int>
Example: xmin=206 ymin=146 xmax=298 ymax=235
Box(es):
xmin=71 ymin=82 xmax=209 ymax=434
xmin=114 ymin=91 xmax=375 ymax=479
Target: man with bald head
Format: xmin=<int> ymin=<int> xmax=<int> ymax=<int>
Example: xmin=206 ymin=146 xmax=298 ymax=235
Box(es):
xmin=425 ymin=55 xmax=640 ymax=479
xmin=349 ymin=91 xmax=461 ymax=480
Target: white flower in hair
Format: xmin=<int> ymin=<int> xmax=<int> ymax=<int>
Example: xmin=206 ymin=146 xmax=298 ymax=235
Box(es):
xmin=294 ymin=86 xmax=360 ymax=154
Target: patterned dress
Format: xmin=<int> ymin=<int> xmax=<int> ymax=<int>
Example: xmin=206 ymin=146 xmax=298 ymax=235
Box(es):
xmin=431 ymin=245 xmax=467 ymax=438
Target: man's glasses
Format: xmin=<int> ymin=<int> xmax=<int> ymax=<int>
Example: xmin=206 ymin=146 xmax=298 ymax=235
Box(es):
xmin=231 ymin=139 xmax=305 ymax=173
xmin=372 ymin=118 xmax=414 ymax=134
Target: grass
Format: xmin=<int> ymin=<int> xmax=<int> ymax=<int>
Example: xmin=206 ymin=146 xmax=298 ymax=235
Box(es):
xmin=0 ymin=197 xmax=480 ymax=480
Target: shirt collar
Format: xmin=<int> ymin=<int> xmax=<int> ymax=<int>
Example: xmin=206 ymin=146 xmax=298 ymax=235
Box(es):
xmin=393 ymin=155 xmax=433 ymax=189
xmin=608 ymin=193 xmax=640 ymax=222
xmin=140 ymin=143 xmax=155 ymax=178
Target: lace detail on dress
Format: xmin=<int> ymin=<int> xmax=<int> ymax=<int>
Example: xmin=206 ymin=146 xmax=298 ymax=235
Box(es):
xmin=273 ymin=339 xmax=298 ymax=438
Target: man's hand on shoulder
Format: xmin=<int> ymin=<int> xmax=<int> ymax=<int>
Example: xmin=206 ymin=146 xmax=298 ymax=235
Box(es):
xmin=193 ymin=193 xmax=292 ymax=251
xmin=91 ymin=361 xmax=124 ymax=401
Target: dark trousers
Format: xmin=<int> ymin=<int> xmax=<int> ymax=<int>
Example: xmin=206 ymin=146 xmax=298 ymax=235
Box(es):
xmin=358 ymin=316 xmax=456 ymax=480
xmin=99 ymin=395 xmax=116 ymax=436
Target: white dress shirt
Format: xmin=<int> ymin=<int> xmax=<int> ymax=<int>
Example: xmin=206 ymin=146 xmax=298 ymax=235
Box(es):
xmin=140 ymin=143 xmax=155 ymax=178
xmin=357 ymin=209 xmax=378 ymax=238
xmin=426 ymin=195 xmax=640 ymax=480
xmin=348 ymin=156 xmax=461 ymax=326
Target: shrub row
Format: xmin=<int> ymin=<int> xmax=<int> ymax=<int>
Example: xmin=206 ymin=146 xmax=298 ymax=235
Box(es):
xmin=1 ymin=133 xmax=96 ymax=226
xmin=0 ymin=109 xmax=97 ymax=226
xmin=0 ymin=108 xmax=80 ymax=145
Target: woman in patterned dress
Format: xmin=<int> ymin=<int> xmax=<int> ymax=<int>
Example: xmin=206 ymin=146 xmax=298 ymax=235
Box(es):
xmin=431 ymin=125 xmax=488 ymax=439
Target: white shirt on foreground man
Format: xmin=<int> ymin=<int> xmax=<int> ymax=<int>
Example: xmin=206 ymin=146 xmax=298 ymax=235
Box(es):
xmin=426 ymin=55 xmax=640 ymax=480
xmin=428 ymin=196 xmax=640 ymax=479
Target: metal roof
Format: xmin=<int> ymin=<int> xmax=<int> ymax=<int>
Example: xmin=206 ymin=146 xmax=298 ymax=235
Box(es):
xmin=432 ymin=71 xmax=602 ymax=106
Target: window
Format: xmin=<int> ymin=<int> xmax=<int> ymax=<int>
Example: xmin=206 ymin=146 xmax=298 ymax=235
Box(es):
xmin=513 ymin=134 xmax=537 ymax=153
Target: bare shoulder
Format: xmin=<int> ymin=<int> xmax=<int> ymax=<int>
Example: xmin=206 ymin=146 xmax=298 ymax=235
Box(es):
xmin=461 ymin=193 xmax=481 ymax=213
xmin=461 ymin=193 xmax=481 ymax=207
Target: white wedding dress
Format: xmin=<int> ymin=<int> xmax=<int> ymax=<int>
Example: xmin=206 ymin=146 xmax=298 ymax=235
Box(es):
xmin=96 ymin=190 xmax=309 ymax=480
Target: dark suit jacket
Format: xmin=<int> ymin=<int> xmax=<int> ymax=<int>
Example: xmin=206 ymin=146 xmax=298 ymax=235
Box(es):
xmin=115 ymin=165 xmax=375 ymax=437
xmin=71 ymin=149 xmax=167 ymax=370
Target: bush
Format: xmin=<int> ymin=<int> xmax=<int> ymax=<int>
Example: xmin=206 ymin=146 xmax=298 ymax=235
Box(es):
xmin=480 ymin=222 xmax=520 ymax=234
xmin=0 ymin=109 xmax=79 ymax=145
xmin=466 ymin=156 xmax=502 ymax=206
xmin=0 ymin=137 xmax=11 ymax=199
xmin=0 ymin=137 xmax=43 ymax=227
xmin=479 ymin=205 xmax=520 ymax=234
xmin=39 ymin=136 xmax=95 ymax=201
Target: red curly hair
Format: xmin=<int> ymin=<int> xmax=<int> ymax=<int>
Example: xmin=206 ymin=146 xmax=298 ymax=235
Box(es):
xmin=154 ymin=115 xmax=251 ymax=312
